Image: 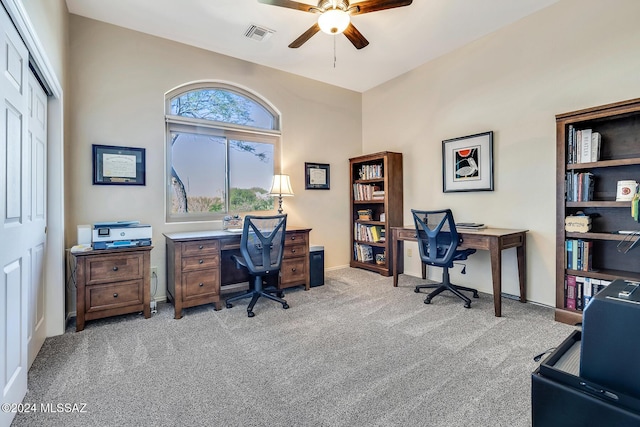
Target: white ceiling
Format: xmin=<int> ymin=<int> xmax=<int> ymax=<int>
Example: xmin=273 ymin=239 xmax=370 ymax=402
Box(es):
xmin=65 ymin=0 xmax=560 ymax=93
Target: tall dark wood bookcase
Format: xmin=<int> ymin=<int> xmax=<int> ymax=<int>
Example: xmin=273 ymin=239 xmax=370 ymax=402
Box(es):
xmin=556 ymin=98 xmax=640 ymax=325
xmin=349 ymin=151 xmax=403 ymax=276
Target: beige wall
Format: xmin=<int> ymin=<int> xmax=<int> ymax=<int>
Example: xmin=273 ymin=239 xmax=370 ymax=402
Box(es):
xmin=362 ymin=0 xmax=640 ymax=306
xmin=21 ymin=0 xmax=68 ymax=83
xmin=66 ymin=16 xmax=362 ymax=312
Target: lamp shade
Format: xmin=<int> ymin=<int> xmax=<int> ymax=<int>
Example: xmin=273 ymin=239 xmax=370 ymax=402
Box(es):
xmin=318 ymin=9 xmax=350 ymax=35
xmin=269 ymin=174 xmax=294 ymax=197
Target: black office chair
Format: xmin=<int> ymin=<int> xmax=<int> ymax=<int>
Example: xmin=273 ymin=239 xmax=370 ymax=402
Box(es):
xmin=225 ymin=214 xmax=289 ymax=317
xmin=412 ymin=209 xmax=479 ymax=308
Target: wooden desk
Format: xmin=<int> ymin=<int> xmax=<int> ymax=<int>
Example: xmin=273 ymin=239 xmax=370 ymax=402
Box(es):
xmin=164 ymin=227 xmax=311 ymax=319
xmin=391 ymin=227 xmax=528 ymax=317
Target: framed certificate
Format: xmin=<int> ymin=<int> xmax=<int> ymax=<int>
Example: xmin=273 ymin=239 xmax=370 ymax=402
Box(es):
xmin=93 ymin=144 xmax=146 ymax=185
xmin=305 ymin=162 xmax=330 ymax=190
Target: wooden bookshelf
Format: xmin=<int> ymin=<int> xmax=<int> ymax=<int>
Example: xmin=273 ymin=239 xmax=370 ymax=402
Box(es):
xmin=349 ymin=152 xmax=403 ymax=276
xmin=556 ymin=98 xmax=640 ymax=325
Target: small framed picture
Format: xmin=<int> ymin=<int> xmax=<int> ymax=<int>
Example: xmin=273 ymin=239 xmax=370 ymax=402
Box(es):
xmin=442 ymin=131 xmax=494 ymax=193
xmin=305 ymin=162 xmax=330 ymax=190
xmin=93 ymin=144 xmax=146 ymax=185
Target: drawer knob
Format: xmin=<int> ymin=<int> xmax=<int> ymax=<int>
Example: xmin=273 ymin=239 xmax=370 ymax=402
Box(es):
xmin=291 ymin=236 xmax=296 ymax=240
xmin=113 ymin=266 xmax=119 ymax=271
xmin=199 ymin=282 xmax=204 ymax=287
xmin=113 ymin=293 xmax=118 ymax=298
xmin=291 ymin=249 xmax=296 ymax=253
xmin=291 ymin=267 xmax=296 ymax=272
xmin=199 ymin=259 xmax=204 ymax=264
xmin=199 ymin=245 xmax=203 ymax=249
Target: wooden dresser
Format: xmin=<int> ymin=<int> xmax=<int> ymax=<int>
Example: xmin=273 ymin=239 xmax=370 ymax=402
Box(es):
xmin=164 ymin=227 xmax=311 ymax=319
xmin=73 ymin=246 xmax=152 ymax=332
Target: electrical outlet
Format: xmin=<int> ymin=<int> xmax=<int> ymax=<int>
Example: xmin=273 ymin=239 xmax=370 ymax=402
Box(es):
xmin=151 ymin=266 xmax=158 ymax=277
xmin=407 ymin=248 xmax=412 ymax=257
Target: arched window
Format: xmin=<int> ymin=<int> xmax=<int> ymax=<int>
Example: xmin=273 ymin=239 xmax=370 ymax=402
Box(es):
xmin=165 ymin=83 xmax=280 ymax=222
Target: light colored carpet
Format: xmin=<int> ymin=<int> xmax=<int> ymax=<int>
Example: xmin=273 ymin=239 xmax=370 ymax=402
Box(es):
xmin=13 ymin=268 xmax=575 ymax=427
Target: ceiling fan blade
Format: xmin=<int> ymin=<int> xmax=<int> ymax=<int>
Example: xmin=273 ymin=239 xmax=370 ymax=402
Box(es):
xmin=257 ymin=0 xmax=316 ymax=13
xmin=289 ymin=23 xmax=321 ymax=48
xmin=349 ymin=0 xmax=413 ymax=15
xmin=343 ymin=23 xmax=369 ymax=50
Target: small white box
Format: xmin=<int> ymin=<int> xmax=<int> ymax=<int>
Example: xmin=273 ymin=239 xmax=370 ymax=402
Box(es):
xmin=77 ymin=224 xmax=91 ymax=245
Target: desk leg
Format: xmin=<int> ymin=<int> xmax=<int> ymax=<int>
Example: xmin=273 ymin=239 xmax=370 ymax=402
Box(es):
xmin=489 ymin=238 xmax=502 ymax=317
xmin=517 ymin=236 xmax=527 ymax=303
xmin=393 ymin=238 xmax=403 ymax=287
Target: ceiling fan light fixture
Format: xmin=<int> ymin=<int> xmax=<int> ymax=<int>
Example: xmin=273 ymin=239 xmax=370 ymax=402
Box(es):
xmin=318 ymin=9 xmax=350 ymax=35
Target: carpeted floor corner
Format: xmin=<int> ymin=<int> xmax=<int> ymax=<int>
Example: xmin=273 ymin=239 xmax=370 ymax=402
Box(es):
xmin=13 ymin=268 xmax=575 ymax=427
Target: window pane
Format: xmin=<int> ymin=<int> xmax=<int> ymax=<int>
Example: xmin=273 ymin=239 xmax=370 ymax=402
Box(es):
xmin=170 ymin=132 xmax=226 ymax=214
xmin=170 ymin=89 xmax=275 ymax=130
xmin=229 ymin=140 xmax=274 ymax=212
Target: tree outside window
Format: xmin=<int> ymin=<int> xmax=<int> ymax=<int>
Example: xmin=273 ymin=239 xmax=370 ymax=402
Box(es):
xmin=166 ymin=84 xmax=280 ymax=222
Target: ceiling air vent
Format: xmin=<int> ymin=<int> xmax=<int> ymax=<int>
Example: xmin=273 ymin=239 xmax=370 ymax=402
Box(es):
xmin=244 ymin=24 xmax=275 ymax=42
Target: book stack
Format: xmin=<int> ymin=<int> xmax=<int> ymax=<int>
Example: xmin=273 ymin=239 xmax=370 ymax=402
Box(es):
xmin=372 ymin=190 xmax=385 ymax=200
xmin=567 ymin=125 xmax=601 ymax=164
xmin=565 ymin=239 xmax=593 ymax=271
xmin=357 ymin=209 xmax=373 ymax=220
xmin=358 ymin=164 xmax=383 ymax=180
xmin=565 ymin=274 xmax=610 ymax=311
xmin=353 ymin=183 xmax=380 ymax=201
xmin=353 ymin=243 xmax=373 ymax=262
xmin=354 ymin=224 xmax=384 ymax=243
xmin=565 ymin=172 xmax=595 ymax=202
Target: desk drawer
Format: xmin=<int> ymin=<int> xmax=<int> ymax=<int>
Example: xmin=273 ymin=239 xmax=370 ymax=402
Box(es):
xmin=182 ymin=240 xmax=219 ymax=256
xmin=395 ymin=229 xmax=417 ymax=240
xmin=86 ymin=279 xmax=143 ymax=313
xmin=285 ymin=231 xmax=307 ymax=246
xmin=284 ymin=242 xmax=307 ymax=259
xmin=280 ymin=258 xmax=306 ymax=286
xmin=183 ymin=269 xmax=219 ymax=299
xmin=86 ymin=253 xmax=144 ymax=285
xmin=182 ymin=255 xmax=219 ymax=272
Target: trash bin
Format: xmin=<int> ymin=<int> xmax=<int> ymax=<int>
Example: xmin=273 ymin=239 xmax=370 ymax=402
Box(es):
xmin=309 ymin=245 xmax=324 ymax=287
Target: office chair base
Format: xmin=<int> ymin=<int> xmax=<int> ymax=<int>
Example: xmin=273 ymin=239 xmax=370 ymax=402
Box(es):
xmin=225 ymin=286 xmax=289 ymax=317
xmin=418 ymin=283 xmax=479 ymax=308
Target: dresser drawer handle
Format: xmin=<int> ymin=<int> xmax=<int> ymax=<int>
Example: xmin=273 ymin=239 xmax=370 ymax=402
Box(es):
xmin=291 ymin=249 xmax=296 ymax=253
xmin=199 ymin=282 xmax=204 ymax=287
xmin=291 ymin=267 xmax=297 ymax=272
xmin=290 ymin=236 xmax=296 ymax=240
xmin=199 ymin=245 xmax=203 ymax=249
xmin=199 ymin=259 xmax=204 ymax=264
xmin=113 ymin=266 xmax=119 ymax=271
xmin=113 ymin=293 xmax=118 ymax=298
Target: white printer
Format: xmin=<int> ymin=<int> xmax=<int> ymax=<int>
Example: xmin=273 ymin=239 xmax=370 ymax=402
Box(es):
xmin=92 ymin=220 xmax=152 ymax=249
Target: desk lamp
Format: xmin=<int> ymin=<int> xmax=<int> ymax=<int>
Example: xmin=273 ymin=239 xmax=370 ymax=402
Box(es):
xmin=269 ymin=174 xmax=294 ymax=214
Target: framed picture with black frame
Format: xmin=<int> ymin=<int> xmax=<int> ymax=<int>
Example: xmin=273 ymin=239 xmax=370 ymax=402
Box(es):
xmin=305 ymin=162 xmax=330 ymax=190
xmin=442 ymin=131 xmax=494 ymax=193
xmin=92 ymin=144 xmax=146 ymax=185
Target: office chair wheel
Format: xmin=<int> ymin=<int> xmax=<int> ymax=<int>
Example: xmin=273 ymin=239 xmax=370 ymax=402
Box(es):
xmin=424 ymin=297 xmax=432 ymax=304
xmin=226 ymin=303 xmax=233 ymax=309
xmin=277 ymin=291 xmax=284 ymax=298
xmin=247 ymin=310 xmax=255 ymax=318
xmin=283 ymin=303 xmax=290 ymax=309
xmin=473 ymin=292 xmax=479 ymax=298
xmin=414 ymin=287 xmax=420 ymax=293
xmin=464 ymin=302 xmax=471 ymax=309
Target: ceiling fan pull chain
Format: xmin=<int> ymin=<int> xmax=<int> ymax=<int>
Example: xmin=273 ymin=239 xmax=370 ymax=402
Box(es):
xmin=333 ymin=35 xmax=337 ymax=68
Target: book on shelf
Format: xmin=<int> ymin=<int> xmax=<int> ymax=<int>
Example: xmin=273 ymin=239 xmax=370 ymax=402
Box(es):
xmin=354 ymin=243 xmax=373 ymax=262
xmin=565 ymin=274 xmax=609 ymax=311
xmin=565 ymin=239 xmax=592 ymax=271
xmin=567 ymin=127 xmax=601 ymax=163
xmin=358 ymin=164 xmax=382 ymax=180
xmin=565 ymin=172 xmax=595 ymax=201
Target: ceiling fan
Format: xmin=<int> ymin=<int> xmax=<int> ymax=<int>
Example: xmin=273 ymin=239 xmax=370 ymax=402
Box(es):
xmin=258 ymin=0 xmax=413 ymax=50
